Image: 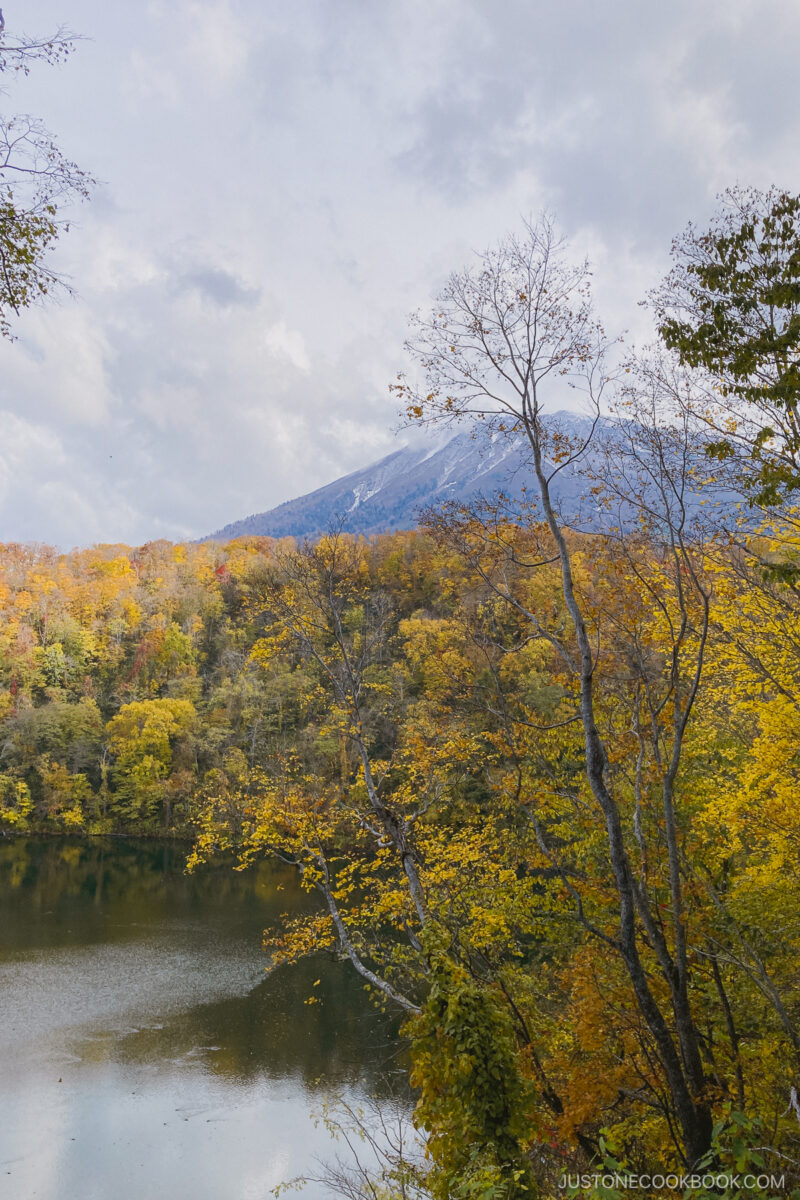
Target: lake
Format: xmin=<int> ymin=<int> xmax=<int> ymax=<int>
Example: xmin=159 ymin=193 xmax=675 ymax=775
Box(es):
xmin=0 ymin=839 xmax=404 ymax=1200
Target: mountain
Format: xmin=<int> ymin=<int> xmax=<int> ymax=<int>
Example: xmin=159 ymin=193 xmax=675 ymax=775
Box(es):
xmin=202 ymin=412 xmax=726 ymax=543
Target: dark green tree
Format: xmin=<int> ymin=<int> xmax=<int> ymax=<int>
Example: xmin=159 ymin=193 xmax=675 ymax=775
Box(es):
xmin=409 ymin=954 xmax=535 ymax=1199
xmin=653 ymin=185 xmax=800 ymax=506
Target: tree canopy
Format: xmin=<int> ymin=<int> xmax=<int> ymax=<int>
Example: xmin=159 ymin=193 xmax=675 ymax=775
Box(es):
xmin=653 ymin=185 xmax=800 ymax=507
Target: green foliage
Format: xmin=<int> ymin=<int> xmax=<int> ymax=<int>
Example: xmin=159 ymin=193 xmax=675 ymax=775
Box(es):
xmin=692 ymin=1112 xmax=800 ymax=1200
xmin=655 ymin=185 xmax=800 ymax=505
xmin=0 ymin=199 xmax=59 ymax=338
xmin=0 ymin=698 xmax=103 ymax=821
xmin=408 ymin=948 xmax=536 ymax=1199
xmin=0 ymin=22 xmax=94 ymax=338
xmin=561 ymin=1115 xmax=800 ymax=1200
xmin=2 ymin=698 xmax=103 ymax=770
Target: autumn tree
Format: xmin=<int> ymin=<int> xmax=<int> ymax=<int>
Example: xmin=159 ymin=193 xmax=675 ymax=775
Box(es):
xmin=106 ymin=697 xmax=197 ymax=828
xmin=397 ymin=215 xmax=717 ymax=1168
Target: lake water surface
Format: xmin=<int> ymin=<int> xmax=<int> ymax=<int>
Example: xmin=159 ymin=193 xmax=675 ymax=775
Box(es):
xmin=0 ymin=839 xmax=402 ymax=1200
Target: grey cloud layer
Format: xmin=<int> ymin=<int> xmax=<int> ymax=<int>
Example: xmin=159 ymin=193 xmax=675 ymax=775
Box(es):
xmin=0 ymin=0 xmax=797 ymax=545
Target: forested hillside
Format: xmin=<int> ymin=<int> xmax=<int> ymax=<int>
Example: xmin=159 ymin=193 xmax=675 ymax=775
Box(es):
xmin=2 ymin=518 xmax=800 ymax=1188
xmin=0 ymin=535 xmax=292 ymax=833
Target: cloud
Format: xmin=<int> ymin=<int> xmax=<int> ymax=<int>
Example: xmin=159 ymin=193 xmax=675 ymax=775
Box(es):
xmin=2 ymin=0 xmax=799 ymax=545
xmin=0 ymin=307 xmax=114 ymax=428
xmin=263 ymin=321 xmax=311 ymax=373
xmin=174 ymin=267 xmax=261 ymax=309
xmin=0 ymin=412 xmax=145 ymax=547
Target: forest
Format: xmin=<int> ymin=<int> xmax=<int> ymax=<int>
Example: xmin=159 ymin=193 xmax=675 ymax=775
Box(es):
xmin=4 ymin=188 xmax=800 ymax=1197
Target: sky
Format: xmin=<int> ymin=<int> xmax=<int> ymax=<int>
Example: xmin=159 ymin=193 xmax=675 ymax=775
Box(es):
xmin=1 ymin=0 xmax=799 ymax=547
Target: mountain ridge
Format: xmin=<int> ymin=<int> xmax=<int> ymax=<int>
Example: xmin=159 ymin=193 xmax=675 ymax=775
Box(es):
xmin=202 ymin=411 xmax=719 ymax=543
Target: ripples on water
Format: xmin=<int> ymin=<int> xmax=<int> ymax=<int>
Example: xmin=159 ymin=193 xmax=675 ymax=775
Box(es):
xmin=0 ymin=839 xmax=404 ymax=1200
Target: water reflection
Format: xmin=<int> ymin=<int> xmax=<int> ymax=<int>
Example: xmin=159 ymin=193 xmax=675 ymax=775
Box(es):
xmin=111 ymin=955 xmax=403 ymax=1088
xmin=0 ymin=837 xmax=319 ymax=953
xmin=0 ymin=839 xmax=405 ymax=1200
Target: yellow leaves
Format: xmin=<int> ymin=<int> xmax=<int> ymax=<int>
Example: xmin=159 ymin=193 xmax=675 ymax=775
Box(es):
xmin=90 ymin=552 xmax=135 ymax=580
xmin=698 ymin=693 xmax=800 ymax=895
xmin=14 ymin=589 xmax=33 ymax=614
xmin=120 ymin=597 xmax=142 ymax=627
xmin=265 ymin=912 xmax=336 ymax=968
xmin=399 ymin=616 xmax=475 ymax=701
xmin=366 ymin=885 xmax=412 ymax=923
xmin=107 ymin=698 xmax=197 ymax=759
xmin=248 ymin=633 xmax=288 ymax=667
xmin=60 ymin=806 xmax=85 ymax=829
xmin=0 ymin=775 xmax=33 ymax=828
xmin=464 ymin=905 xmax=513 ymax=950
xmin=550 ymin=948 xmax=643 ymax=1138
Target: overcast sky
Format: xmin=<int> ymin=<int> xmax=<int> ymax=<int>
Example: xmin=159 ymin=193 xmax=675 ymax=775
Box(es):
xmin=1 ymin=0 xmax=798 ymax=547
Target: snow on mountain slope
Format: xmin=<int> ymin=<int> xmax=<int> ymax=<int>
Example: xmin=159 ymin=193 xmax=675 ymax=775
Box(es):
xmin=203 ymin=411 xmax=717 ymax=543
